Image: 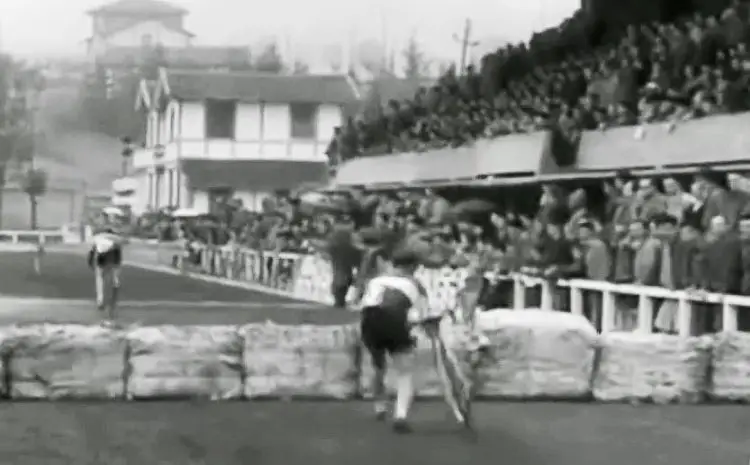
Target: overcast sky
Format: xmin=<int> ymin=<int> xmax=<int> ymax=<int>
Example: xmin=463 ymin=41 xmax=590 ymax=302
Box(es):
xmin=0 ymin=0 xmax=579 ymax=62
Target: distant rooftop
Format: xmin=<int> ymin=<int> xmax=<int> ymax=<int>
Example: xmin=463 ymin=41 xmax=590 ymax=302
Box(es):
xmin=87 ymin=0 xmax=187 ymax=16
xmin=160 ymin=68 xmax=361 ymax=105
xmin=98 ymin=46 xmax=251 ymax=69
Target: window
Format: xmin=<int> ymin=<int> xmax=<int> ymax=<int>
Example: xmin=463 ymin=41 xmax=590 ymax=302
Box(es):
xmin=204 ymin=100 xmax=237 ymax=139
xmin=289 ymin=103 xmax=317 ymax=139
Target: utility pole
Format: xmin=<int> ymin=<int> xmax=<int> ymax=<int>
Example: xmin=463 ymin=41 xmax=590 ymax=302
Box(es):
xmin=452 ymin=18 xmax=480 ymax=74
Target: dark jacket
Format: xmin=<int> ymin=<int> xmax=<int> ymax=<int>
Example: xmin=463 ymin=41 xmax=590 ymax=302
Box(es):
xmin=700 ymin=233 xmax=743 ymax=294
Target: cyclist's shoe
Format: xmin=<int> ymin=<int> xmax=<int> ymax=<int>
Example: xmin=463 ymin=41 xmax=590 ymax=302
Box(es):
xmin=392 ymin=419 xmax=412 ymax=434
xmin=96 ymin=301 xmax=105 ymax=311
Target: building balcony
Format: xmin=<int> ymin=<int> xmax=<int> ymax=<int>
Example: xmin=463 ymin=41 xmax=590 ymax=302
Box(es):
xmin=132 ymin=139 xmax=330 ymax=168
xmin=112 ymin=176 xmax=137 ymax=194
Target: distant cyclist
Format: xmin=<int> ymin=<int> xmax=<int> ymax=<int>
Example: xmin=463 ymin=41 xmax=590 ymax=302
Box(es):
xmin=88 ymin=207 xmax=126 ymax=314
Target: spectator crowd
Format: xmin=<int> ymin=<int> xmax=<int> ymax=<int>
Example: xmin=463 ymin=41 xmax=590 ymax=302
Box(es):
xmin=326 ymin=0 xmax=750 ymax=161
xmin=129 ymin=166 xmax=750 ymax=335
xmin=119 ymin=0 xmax=750 ymax=336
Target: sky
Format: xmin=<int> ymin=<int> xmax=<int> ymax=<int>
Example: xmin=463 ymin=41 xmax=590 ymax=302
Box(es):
xmin=0 ymin=0 xmax=580 ymax=64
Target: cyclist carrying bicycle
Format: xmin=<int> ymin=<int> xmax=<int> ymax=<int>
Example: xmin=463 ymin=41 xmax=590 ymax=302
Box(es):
xmin=88 ymin=208 xmax=126 ymax=313
xmin=359 ymin=246 xmax=444 ymax=433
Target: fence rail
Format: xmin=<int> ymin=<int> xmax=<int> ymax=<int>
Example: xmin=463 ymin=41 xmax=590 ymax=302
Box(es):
xmin=0 ymin=225 xmax=84 ymax=245
xmin=159 ymin=243 xmax=750 ymax=336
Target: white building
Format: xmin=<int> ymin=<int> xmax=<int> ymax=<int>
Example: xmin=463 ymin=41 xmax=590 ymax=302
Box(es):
xmin=86 ymin=0 xmax=194 ymax=59
xmin=118 ymin=68 xmax=359 ymax=214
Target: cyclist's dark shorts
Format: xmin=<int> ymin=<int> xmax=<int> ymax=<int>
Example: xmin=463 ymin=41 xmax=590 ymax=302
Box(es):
xmin=360 ymin=305 xmax=415 ymax=358
xmin=95 ymin=247 xmax=122 ymax=267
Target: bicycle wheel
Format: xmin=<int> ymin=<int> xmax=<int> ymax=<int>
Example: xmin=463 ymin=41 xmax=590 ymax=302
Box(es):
xmin=433 ymin=334 xmax=473 ymax=430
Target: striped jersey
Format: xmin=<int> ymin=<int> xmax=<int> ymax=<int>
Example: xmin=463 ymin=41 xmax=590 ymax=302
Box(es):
xmin=360 ymin=273 xmax=434 ymax=323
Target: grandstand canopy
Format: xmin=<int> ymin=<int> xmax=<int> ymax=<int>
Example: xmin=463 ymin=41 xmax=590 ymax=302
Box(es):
xmin=334 ymin=131 xmax=554 ymax=188
xmin=560 ymin=113 xmax=750 ymax=175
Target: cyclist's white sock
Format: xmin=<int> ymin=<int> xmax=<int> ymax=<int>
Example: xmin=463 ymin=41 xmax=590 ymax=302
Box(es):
xmin=393 ymin=371 xmax=413 ymax=420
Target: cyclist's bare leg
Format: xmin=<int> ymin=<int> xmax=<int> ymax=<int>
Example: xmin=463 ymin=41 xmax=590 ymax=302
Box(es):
xmin=107 ymin=266 xmax=121 ymax=319
xmin=390 ymin=350 xmax=416 ymax=423
xmin=369 ymin=349 xmax=388 ymax=418
xmin=94 ymin=264 xmax=106 ymax=310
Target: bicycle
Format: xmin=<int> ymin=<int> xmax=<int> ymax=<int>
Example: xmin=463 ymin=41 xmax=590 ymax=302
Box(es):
xmin=418 ymin=308 xmax=487 ymax=434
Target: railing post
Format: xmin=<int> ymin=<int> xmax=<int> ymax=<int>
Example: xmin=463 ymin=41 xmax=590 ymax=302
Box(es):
xmin=600 ymin=291 xmax=616 ymax=333
xmin=225 ymin=250 xmax=234 ymax=280
xmin=677 ymin=298 xmax=692 ymax=337
xmin=722 ymin=301 xmax=738 ymax=332
xmin=540 ymin=280 xmax=553 ymax=310
xmin=637 ymin=295 xmax=654 ymax=334
xmin=201 ymin=247 xmax=210 ymax=274
xmin=512 ymin=275 xmax=525 ymax=310
xmin=569 ymin=284 xmax=584 ymax=315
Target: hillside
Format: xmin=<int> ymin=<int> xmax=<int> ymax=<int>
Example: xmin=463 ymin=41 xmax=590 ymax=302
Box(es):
xmin=32 ymin=84 xmax=124 ymax=193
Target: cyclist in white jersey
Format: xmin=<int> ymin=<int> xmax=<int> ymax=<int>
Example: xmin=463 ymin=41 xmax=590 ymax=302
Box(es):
xmin=88 ymin=224 xmax=124 ymax=312
xmin=359 ymin=247 xmax=433 ymax=433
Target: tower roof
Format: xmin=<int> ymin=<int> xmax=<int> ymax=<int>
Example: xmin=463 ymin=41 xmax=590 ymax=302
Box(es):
xmin=87 ymin=0 xmax=187 ymax=16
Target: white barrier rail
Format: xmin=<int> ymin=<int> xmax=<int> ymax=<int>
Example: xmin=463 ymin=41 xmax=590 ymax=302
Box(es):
xmin=0 ymin=225 xmax=83 ymax=245
xmin=163 ymin=245 xmax=750 ymax=336
xmin=507 ymin=275 xmax=750 ymax=336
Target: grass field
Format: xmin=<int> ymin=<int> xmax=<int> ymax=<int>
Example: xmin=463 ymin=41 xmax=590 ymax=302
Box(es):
xmin=0 ymin=250 xmax=746 ymax=465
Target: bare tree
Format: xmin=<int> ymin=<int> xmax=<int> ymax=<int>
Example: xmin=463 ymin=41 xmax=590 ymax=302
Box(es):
xmin=22 ymin=168 xmax=47 ymax=230
xmin=292 ymin=60 xmax=310 ymax=75
xmin=0 ymin=55 xmax=39 ymax=227
xmin=254 ymin=43 xmax=285 ymax=74
xmin=402 ymin=35 xmax=430 ymax=79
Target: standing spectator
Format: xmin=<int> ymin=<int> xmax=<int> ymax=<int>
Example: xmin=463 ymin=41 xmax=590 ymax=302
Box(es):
xmin=538 ymin=184 xmax=568 ymax=226
xmin=675 ymin=222 xmax=707 ymax=334
xmin=578 ymin=220 xmax=611 ymax=329
xmin=633 ymin=178 xmax=667 ymax=221
xmin=605 ymin=172 xmax=636 ymax=242
xmin=327 ymin=216 xmax=361 ymax=309
xmin=565 ymin=189 xmax=600 ymax=239
xmin=654 ymin=214 xmax=680 ymax=334
xmin=697 ymin=168 xmax=748 ymax=230
xmin=612 ymin=220 xmax=649 ymax=330
xmin=663 ymin=177 xmax=696 ymax=222
xmin=698 ymin=215 xmax=743 ymax=332
xmin=418 ymin=189 xmax=451 ymax=225
xmin=738 ymin=214 xmax=750 ymax=330
xmin=633 ymin=218 xmax=663 ymax=287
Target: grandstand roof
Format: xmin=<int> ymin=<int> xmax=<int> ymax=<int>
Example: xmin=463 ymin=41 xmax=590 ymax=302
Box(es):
xmin=87 ymin=0 xmax=187 ymax=16
xmin=158 ymin=69 xmax=360 ymax=105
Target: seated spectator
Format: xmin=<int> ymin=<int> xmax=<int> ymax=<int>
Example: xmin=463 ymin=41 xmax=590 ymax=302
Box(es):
xmin=326 ymin=3 xmax=750 ymax=164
